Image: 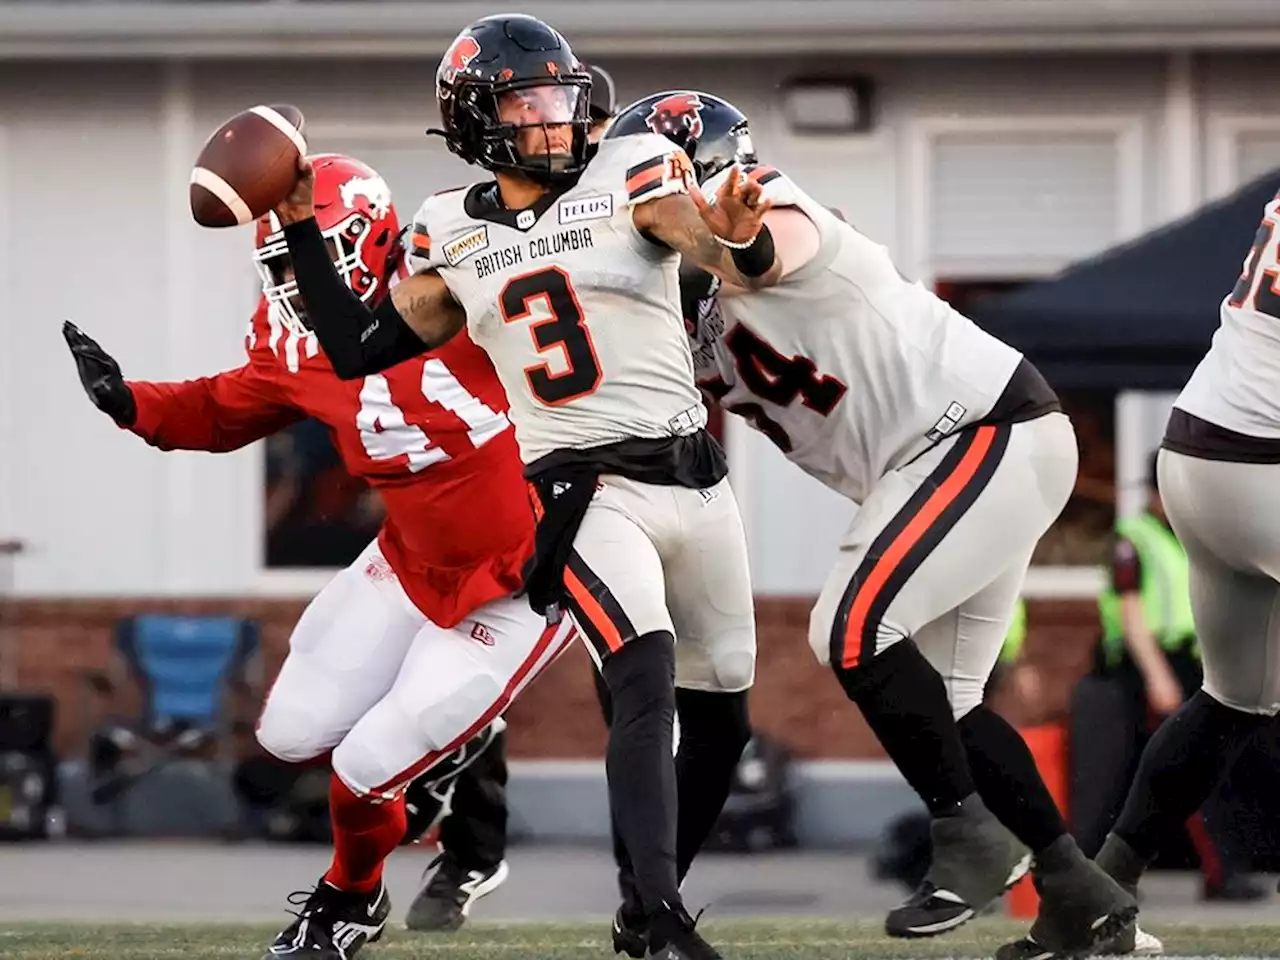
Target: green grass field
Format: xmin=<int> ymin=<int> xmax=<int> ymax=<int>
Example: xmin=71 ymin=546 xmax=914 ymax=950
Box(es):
xmin=5 ymin=919 xmax=1280 ymax=960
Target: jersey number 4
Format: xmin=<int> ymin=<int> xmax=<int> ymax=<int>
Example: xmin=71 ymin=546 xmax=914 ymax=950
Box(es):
xmin=1228 ymin=217 xmax=1280 ymax=319
xmin=500 ymin=267 xmax=603 ymax=405
xmin=722 ymin=325 xmax=847 ymax=453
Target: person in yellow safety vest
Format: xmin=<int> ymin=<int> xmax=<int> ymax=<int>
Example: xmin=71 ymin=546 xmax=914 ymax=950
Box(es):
xmin=1071 ymin=453 xmax=1266 ymax=903
xmin=1096 ymin=507 xmax=1196 ymax=710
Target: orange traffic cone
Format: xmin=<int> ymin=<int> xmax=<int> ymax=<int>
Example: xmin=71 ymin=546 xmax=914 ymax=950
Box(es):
xmin=1008 ymin=721 xmax=1070 ymax=918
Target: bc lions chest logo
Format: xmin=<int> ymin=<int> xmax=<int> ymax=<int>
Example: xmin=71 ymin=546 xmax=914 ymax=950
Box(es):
xmin=645 ymin=93 xmax=705 ymax=142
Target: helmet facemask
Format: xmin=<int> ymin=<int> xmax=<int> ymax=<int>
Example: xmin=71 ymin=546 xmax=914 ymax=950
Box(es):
xmin=696 ymin=120 xmax=758 ymax=185
xmin=254 ymin=212 xmax=377 ymax=336
xmin=454 ymin=78 xmax=592 ymax=185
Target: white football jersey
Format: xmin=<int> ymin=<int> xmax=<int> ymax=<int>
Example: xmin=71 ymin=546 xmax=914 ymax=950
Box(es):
xmin=407 ymin=133 xmax=707 ymax=464
xmin=690 ymin=164 xmax=1023 ymax=504
xmin=1175 ymin=192 xmax=1280 ymax=438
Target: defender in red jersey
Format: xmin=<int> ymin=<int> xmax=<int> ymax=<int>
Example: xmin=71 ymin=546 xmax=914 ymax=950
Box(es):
xmin=63 ymin=154 xmax=577 ymax=960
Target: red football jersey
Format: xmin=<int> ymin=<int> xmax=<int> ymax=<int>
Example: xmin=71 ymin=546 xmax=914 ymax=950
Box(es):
xmin=128 ymin=301 xmax=534 ymax=627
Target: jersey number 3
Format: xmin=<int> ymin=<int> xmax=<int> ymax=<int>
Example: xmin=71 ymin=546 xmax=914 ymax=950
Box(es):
xmin=500 ymin=267 xmax=602 ymax=405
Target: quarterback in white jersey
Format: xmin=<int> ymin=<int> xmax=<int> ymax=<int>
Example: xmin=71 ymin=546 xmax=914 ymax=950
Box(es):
xmin=1084 ymin=189 xmax=1280 ymax=957
xmin=405 ymin=132 xmax=708 ymax=463
xmin=609 ymin=92 xmax=1135 ymax=957
xmin=275 ymin=17 xmax=782 ymax=960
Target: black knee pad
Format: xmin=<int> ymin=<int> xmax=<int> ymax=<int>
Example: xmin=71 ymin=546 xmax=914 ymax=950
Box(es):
xmin=675 ymin=688 xmax=752 ymax=756
xmin=602 ymin=631 xmax=676 ymax=728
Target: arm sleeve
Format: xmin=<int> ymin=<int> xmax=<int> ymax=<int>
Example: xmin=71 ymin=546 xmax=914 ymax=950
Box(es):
xmin=127 ymin=359 xmax=302 ymax=453
xmin=282 ymin=217 xmax=429 ymax=379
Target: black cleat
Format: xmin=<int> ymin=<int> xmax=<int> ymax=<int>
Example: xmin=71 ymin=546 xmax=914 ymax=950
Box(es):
xmin=404 ymin=854 xmax=509 ymax=932
xmin=996 ymin=841 xmax=1138 ymax=960
xmin=885 ymin=799 xmax=1030 ymax=938
xmin=1092 ymin=922 xmax=1165 ymax=956
xmin=611 ymin=905 xmax=649 ymax=958
xmin=995 ymin=918 xmax=1156 ymax=960
xmin=646 ymin=903 xmax=722 ymax=960
xmin=264 ymin=879 xmax=389 ymax=960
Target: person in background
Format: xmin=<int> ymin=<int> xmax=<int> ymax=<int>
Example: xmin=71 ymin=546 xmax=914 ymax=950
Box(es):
xmin=1070 ymin=453 xmax=1266 ymax=902
xmin=401 ymin=60 xmax=623 ymax=936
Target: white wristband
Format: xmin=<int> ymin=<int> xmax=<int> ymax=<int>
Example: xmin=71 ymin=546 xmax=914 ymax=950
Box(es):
xmin=713 ymin=231 xmax=760 ymax=250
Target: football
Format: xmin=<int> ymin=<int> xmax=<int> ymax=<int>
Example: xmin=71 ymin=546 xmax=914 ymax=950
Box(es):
xmin=189 ymin=104 xmax=307 ymax=228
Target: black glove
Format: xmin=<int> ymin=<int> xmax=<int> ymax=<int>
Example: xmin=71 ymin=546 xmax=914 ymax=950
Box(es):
xmin=63 ymin=321 xmax=137 ymax=427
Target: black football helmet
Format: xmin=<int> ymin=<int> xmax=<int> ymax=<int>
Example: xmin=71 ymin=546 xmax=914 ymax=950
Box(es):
xmin=604 ymin=91 xmax=756 ymax=185
xmin=432 ymin=14 xmax=593 ymax=184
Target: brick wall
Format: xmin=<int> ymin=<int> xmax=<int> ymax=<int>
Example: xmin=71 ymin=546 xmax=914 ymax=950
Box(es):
xmin=3 ymin=596 xmax=1100 ymax=760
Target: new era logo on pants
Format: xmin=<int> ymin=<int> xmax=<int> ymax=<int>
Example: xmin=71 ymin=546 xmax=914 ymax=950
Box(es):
xmin=471 ymin=623 xmax=496 ymax=646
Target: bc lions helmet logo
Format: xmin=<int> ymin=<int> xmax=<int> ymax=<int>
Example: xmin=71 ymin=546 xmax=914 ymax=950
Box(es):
xmin=645 ymin=93 xmax=705 ymax=141
xmin=442 ymin=35 xmax=481 ymax=82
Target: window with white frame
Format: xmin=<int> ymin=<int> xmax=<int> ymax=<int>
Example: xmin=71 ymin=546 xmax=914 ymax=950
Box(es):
xmin=921 ymin=121 xmax=1139 ymax=570
xmin=926 ymin=126 xmax=1130 ymax=278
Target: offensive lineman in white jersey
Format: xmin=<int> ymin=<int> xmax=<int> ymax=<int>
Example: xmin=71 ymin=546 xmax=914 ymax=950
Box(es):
xmin=608 ymin=93 xmax=1137 ymax=958
xmin=1054 ymin=190 xmax=1280 ymax=957
xmin=274 ymin=16 xmax=783 ymax=960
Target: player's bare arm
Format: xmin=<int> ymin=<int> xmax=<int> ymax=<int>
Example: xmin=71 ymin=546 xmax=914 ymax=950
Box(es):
xmin=273 ymin=157 xmax=463 ymax=378
xmin=713 ymin=206 xmax=821 ymax=298
xmin=632 ymin=167 xmax=783 ymax=290
xmin=387 ymin=271 xmax=467 ymax=348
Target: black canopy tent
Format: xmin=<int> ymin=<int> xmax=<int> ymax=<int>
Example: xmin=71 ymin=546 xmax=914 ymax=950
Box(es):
xmin=967 ymin=171 xmax=1280 ymax=391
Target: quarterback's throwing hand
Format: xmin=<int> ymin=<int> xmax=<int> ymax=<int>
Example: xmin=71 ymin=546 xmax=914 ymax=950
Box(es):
xmin=690 ymin=164 xmax=774 ymax=246
xmin=62 ymin=321 xmax=137 ymax=427
xmin=273 ymin=155 xmax=317 ymax=225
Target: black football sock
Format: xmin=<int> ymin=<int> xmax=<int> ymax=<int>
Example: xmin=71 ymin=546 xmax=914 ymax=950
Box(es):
xmin=1111 ymin=689 xmax=1270 ymax=862
xmin=958 ymin=705 xmax=1068 ymax=856
xmin=601 ymin=632 xmax=682 ymax=913
xmin=833 ymin=640 xmax=975 ymax=816
xmin=674 ymin=688 xmax=752 ymax=883
xmin=593 ymin=664 xmax=642 ymax=919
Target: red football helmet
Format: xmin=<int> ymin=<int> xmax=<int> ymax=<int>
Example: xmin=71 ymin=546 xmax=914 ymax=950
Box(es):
xmin=253 ymin=153 xmax=401 ymax=335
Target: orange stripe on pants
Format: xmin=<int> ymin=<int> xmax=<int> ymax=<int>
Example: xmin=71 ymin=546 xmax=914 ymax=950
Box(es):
xmin=840 ymin=425 xmax=998 ymax=669
xmin=565 ymin=565 xmax=624 ymax=654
